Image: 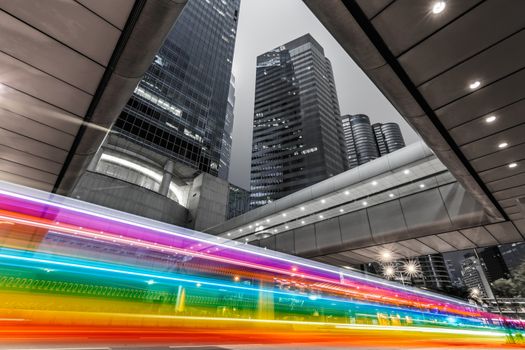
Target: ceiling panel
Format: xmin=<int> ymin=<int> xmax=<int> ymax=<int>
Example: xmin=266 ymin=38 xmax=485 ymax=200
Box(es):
xmin=480 ymin=160 xmax=525 ymax=183
xmin=419 ymin=30 xmax=525 ymax=109
xmin=0 ymin=84 xmax=81 ymax=135
xmin=0 ymin=0 xmax=120 ymax=65
xmin=461 ymin=123 xmax=525 ymax=160
xmin=487 ymin=172 xmax=525 ymax=192
xmin=437 ymin=231 xmax=476 ymax=250
xmin=77 ymin=0 xmax=135 ymax=30
xmin=0 ymin=158 xmax=56 ymax=184
xmin=398 ymin=0 xmax=525 ymax=86
xmin=459 ymin=227 xmax=497 ymax=246
xmin=493 ymin=185 xmax=525 ymax=201
xmin=0 ymin=169 xmax=53 ymax=191
xmin=436 ymin=68 xmax=525 ymax=130
xmin=0 ymin=108 xmax=74 ymax=151
xmin=484 ymin=222 xmax=524 ymax=243
xmin=0 ymin=52 xmax=91 ymax=117
xmin=0 ymin=128 xmax=68 ymax=162
xmin=417 ymin=235 xmax=455 ymax=252
xmin=0 ymin=144 xmax=62 ymax=175
xmin=398 ymin=238 xmax=437 ymax=255
xmin=470 ymin=142 xmax=525 ymax=172
xmin=0 ymin=10 xmax=104 ymax=94
xmin=450 ymin=99 xmax=525 ymax=146
xmin=355 ymin=0 xmax=393 ymax=19
xmin=373 ymin=0 xmax=481 ymax=56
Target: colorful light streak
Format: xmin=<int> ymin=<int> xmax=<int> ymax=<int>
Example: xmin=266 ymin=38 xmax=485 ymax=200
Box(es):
xmin=0 ymin=181 xmax=523 ymax=347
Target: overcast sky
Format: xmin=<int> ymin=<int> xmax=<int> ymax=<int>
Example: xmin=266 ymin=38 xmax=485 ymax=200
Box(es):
xmin=228 ymin=0 xmax=420 ymax=190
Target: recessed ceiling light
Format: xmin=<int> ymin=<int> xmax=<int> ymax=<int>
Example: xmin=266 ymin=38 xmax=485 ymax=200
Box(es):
xmin=285 ymin=225 xmax=289 ymax=229
xmin=282 ymin=213 xmax=287 ymax=217
xmin=248 ymin=225 xmax=252 ymax=229
xmin=301 ymin=220 xmax=306 ymax=224
xmin=344 ymin=190 xmax=350 ymax=195
xmin=227 ymin=233 xmax=231 ymax=236
xmin=239 ymin=229 xmax=243 ymax=232
xmin=509 ymin=162 xmax=518 ymax=168
xmin=469 ymin=81 xmax=481 ymax=90
xmin=432 ymin=1 xmax=446 ymax=14
xmin=419 ymin=184 xmax=425 ymax=188
xmin=371 ymin=181 xmax=378 ymax=186
xmin=300 ymin=206 xmax=305 ymax=211
xmin=403 ymin=169 xmax=410 ymax=175
xmin=321 ymin=199 xmax=326 ymax=204
xmin=498 ymin=142 xmax=508 ymax=149
xmin=255 ymin=222 xmax=260 ymax=226
xmin=485 ymin=115 xmax=497 ymax=123
xmin=339 ymin=208 xmax=344 ymax=213
xmin=389 ymin=193 xmax=395 ymax=198
xmin=319 ymin=215 xmax=324 ymax=219
xmin=362 ymin=201 xmax=368 ymax=206
xmin=274 ymin=229 xmax=278 ymax=233
xmin=266 ymin=219 xmax=270 ymax=223
xmin=245 ymin=238 xmax=249 ymax=241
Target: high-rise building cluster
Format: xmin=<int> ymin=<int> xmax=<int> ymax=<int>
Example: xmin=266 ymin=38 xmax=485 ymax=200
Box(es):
xmin=249 ymin=35 xmax=405 ymax=208
xmin=342 ymin=114 xmax=405 ymax=169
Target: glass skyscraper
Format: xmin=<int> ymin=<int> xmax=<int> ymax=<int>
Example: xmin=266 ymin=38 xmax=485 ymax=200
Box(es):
xmin=111 ymin=0 xmax=240 ymax=179
xmin=342 ymin=114 xmax=405 ymax=169
xmin=250 ymin=34 xmax=347 ymax=208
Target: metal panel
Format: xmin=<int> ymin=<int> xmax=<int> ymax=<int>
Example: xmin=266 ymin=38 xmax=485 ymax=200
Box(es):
xmin=259 ymin=235 xmax=276 ymax=251
xmin=417 ymin=235 xmax=455 ymax=252
xmin=293 ymin=225 xmax=317 ymax=254
xmin=462 ymin=123 xmax=525 ymax=161
xmin=338 ymin=210 xmax=373 ymax=247
xmin=471 ymin=142 xmax=525 ymax=172
xmin=439 ymin=182 xmax=486 ymax=227
xmin=275 ymin=231 xmax=295 ymax=254
xmin=437 ymin=231 xmax=476 ymax=250
xmin=488 ymin=172 xmax=525 ymax=193
xmin=314 ymin=217 xmax=342 ymax=250
xmin=398 ymin=239 xmax=437 ymax=255
xmin=459 ymin=227 xmax=498 ymax=246
xmin=481 ymin=160 xmax=525 ymax=184
xmin=398 ymin=1 xmax=525 ymax=86
xmin=367 ymin=200 xmax=408 ymax=244
xmin=1 ymin=0 xmax=121 ymax=65
xmin=77 ymin=0 xmax=134 ymax=30
xmin=401 ymin=188 xmax=452 ymax=232
xmin=484 ymin=222 xmax=524 ymax=243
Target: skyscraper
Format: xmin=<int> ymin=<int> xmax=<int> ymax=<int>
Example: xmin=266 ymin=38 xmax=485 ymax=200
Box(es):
xmin=342 ymin=114 xmax=379 ymax=168
xmin=250 ymin=34 xmax=347 ymax=208
xmin=219 ymin=75 xmax=236 ymax=179
xmin=342 ymin=114 xmax=406 ymax=169
xmin=372 ymin=122 xmax=406 ymax=157
xmin=111 ymin=0 xmax=240 ymax=179
xmin=461 ymin=253 xmax=495 ymax=299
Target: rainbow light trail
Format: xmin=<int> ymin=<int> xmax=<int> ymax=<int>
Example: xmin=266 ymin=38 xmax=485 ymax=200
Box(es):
xmin=0 ymin=181 xmax=523 ymax=347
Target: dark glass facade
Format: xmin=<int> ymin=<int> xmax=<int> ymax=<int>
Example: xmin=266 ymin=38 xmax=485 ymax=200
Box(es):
xmin=227 ymin=183 xmax=250 ymax=220
xmin=219 ymin=75 xmax=235 ymax=179
xmin=250 ymin=34 xmax=347 ymax=208
xmin=111 ymin=0 xmax=240 ymax=179
xmin=341 ymin=114 xmax=378 ymax=168
xmin=372 ymin=122 xmax=406 ymax=156
xmin=342 ymin=114 xmax=405 ymax=169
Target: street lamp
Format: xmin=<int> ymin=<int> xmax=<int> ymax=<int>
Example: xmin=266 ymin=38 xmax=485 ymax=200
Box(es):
xmin=381 ymin=259 xmax=422 ymax=287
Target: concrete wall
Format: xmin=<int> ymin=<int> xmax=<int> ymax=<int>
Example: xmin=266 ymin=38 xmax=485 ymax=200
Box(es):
xmin=72 ymin=171 xmax=188 ymax=226
xmin=186 ymin=173 xmax=229 ymax=231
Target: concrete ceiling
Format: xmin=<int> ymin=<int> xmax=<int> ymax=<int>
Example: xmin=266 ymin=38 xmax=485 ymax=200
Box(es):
xmin=0 ymin=0 xmax=187 ymax=194
xmin=303 ymin=0 xmax=525 ymax=234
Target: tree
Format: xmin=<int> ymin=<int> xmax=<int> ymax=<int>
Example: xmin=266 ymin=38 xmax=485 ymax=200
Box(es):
xmin=492 ymin=278 xmax=516 ymax=297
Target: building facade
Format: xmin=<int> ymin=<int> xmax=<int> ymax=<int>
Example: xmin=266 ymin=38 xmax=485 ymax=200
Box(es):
xmin=342 ymin=115 xmax=406 ymax=169
xmin=250 ymin=34 xmax=347 ymax=208
xmin=227 ymin=184 xmax=250 ymax=220
xmin=111 ymin=0 xmax=240 ymax=179
xmin=372 ymin=122 xmax=406 ymax=157
xmin=461 ymin=254 xmax=495 ymax=299
xmin=342 ymin=114 xmax=379 ymax=168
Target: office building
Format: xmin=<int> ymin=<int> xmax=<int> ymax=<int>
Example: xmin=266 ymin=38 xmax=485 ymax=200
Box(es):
xmin=74 ymin=0 xmax=240 ymax=229
xmin=342 ymin=115 xmax=405 ymax=169
xmin=227 ymin=184 xmax=250 ymax=220
xmin=461 ymin=253 xmax=494 ymax=299
xmin=342 ymin=114 xmax=378 ymax=168
xmin=372 ymin=122 xmax=406 ymax=156
xmin=417 ymin=254 xmax=452 ymax=291
xmin=479 ymin=246 xmax=510 ymax=282
xmin=250 ymin=34 xmax=347 ymax=208
xmin=500 ymin=242 xmax=525 ymax=272
xmin=110 ymin=0 xmax=240 ymax=179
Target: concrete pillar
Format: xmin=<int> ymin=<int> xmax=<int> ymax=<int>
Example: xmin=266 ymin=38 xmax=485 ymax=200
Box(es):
xmin=87 ymin=148 xmax=104 ymax=172
xmin=159 ymin=160 xmax=174 ymax=196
